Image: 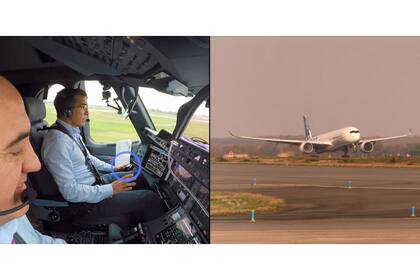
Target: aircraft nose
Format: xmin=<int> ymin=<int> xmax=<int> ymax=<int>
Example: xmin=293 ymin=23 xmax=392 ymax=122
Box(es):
xmin=348 ymin=128 xmax=361 ymax=142
xmin=353 ymin=131 xmax=361 ymax=142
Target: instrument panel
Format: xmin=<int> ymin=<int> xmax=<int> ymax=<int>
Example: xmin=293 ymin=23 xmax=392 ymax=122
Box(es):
xmin=165 ymin=137 xmax=210 ymax=242
xmin=134 ymin=130 xmax=210 ymax=244
xmin=143 ymin=145 xmax=168 ymax=178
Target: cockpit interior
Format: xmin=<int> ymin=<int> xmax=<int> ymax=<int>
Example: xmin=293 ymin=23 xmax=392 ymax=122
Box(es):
xmin=0 ymin=36 xmax=210 ymax=244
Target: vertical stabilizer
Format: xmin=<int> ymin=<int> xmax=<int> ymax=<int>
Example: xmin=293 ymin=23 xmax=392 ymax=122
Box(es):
xmin=303 ymin=115 xmax=313 ymax=140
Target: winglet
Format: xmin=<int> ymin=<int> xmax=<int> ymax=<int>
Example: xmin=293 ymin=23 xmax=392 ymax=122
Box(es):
xmin=409 ymin=129 xmax=413 ymax=136
xmin=228 ymin=131 xmax=237 ymax=138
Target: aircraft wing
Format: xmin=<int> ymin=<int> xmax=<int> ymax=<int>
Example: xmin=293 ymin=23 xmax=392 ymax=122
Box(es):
xmin=229 ymin=131 xmax=332 ymax=147
xmin=359 ymin=130 xmax=411 ymax=144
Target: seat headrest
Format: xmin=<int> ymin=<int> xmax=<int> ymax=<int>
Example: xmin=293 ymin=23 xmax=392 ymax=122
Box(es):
xmin=23 ymin=97 xmax=47 ymax=123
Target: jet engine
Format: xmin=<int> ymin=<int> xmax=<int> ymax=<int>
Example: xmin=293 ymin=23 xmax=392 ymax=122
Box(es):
xmin=360 ymin=141 xmax=374 ymax=153
xmin=299 ymin=142 xmax=314 ymax=154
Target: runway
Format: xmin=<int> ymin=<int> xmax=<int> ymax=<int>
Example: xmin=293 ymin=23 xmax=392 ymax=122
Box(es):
xmin=211 ymin=163 xmax=420 ymax=243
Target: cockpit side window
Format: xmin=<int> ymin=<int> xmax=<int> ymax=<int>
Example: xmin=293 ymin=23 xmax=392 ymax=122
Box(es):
xmin=45 ymin=81 xmax=140 ymax=143
xmin=182 ymin=100 xmax=209 ymax=142
xmin=138 ymin=88 xmax=194 ymax=134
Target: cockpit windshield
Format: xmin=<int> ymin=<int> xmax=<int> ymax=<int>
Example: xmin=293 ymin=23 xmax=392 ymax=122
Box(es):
xmin=139 ymin=89 xmax=209 ymax=142
xmin=350 ymin=130 xmax=360 ymax=134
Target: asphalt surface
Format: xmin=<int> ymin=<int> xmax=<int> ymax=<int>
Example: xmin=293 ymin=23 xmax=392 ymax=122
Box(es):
xmin=211 ymin=163 xmax=420 ymax=243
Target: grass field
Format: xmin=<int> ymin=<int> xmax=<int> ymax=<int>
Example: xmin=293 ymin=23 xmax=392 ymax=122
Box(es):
xmin=45 ymin=104 xmax=208 ymax=143
xmin=211 ymin=191 xmax=285 ymax=216
xmin=213 ymin=155 xmax=420 ymax=168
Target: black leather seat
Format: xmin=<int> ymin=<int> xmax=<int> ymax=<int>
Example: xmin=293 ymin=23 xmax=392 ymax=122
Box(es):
xmin=22 ymin=97 xmax=75 ymax=231
xmin=23 ymin=97 xmax=65 ymax=200
xmin=23 ymin=97 xmax=129 ymax=231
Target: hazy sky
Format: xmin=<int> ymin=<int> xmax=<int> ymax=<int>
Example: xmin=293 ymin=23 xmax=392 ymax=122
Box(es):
xmin=211 ymin=37 xmax=420 ymax=138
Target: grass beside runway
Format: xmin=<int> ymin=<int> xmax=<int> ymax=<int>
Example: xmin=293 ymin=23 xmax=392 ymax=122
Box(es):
xmin=212 ymin=156 xmax=420 ymax=168
xmin=211 ymin=191 xmax=285 ymax=217
xmin=45 ymin=104 xmax=208 ymax=143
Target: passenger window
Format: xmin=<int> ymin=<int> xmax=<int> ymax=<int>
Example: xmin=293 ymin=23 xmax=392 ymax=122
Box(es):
xmin=182 ymin=100 xmax=209 ymax=143
xmin=45 ymin=81 xmax=140 ymax=143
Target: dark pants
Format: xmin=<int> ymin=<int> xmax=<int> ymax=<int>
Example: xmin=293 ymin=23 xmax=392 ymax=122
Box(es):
xmin=74 ymin=171 xmax=164 ymax=229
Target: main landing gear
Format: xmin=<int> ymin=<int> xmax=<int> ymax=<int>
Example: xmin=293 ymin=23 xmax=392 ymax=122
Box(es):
xmin=342 ymin=146 xmax=350 ymax=158
xmin=342 ymin=144 xmax=358 ymax=157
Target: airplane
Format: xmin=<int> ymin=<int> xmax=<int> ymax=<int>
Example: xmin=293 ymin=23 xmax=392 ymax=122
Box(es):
xmin=230 ymin=115 xmax=411 ymax=157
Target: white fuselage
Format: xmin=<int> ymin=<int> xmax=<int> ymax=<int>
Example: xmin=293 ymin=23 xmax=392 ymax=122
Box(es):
xmin=312 ymin=126 xmax=361 ymax=152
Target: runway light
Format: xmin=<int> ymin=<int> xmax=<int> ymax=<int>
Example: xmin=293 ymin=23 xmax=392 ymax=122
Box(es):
xmin=412 ymin=206 xmax=416 ymax=217
xmin=251 ymin=209 xmax=256 ymax=223
xmin=252 ymin=177 xmax=257 ymax=186
xmin=347 ymin=180 xmax=352 ymax=189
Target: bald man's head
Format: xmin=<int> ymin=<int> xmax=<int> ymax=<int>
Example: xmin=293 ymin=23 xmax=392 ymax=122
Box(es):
xmin=0 ymin=76 xmax=41 ymax=224
xmin=0 ymin=76 xmax=24 ymax=108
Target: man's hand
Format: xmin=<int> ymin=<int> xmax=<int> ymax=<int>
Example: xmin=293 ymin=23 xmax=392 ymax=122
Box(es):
xmin=115 ymin=164 xmax=133 ymax=172
xmin=111 ymin=174 xmax=136 ymax=194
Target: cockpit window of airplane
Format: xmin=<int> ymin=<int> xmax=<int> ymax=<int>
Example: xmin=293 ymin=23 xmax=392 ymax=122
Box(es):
xmin=350 ymin=130 xmax=360 ymax=134
xmin=45 ymin=81 xmax=141 ymax=143
xmin=139 ymin=90 xmax=208 ymax=139
xmin=138 ymin=88 xmax=209 ymax=144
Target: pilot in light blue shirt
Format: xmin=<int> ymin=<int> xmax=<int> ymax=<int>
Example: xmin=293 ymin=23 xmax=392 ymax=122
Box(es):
xmin=0 ymin=215 xmax=65 ymax=244
xmin=41 ymin=119 xmax=114 ymax=203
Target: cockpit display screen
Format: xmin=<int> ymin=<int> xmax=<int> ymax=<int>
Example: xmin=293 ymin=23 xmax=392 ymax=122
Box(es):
xmin=190 ymin=203 xmax=209 ymax=240
xmin=171 ymin=162 xmax=195 ymax=188
xmin=189 ymin=180 xmax=209 ymax=211
xmin=144 ymin=145 xmax=168 ymax=178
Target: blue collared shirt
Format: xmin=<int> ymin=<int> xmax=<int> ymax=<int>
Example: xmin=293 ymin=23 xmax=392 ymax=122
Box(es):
xmin=41 ymin=120 xmax=114 ymax=203
xmin=0 ymin=215 xmax=65 ymax=244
